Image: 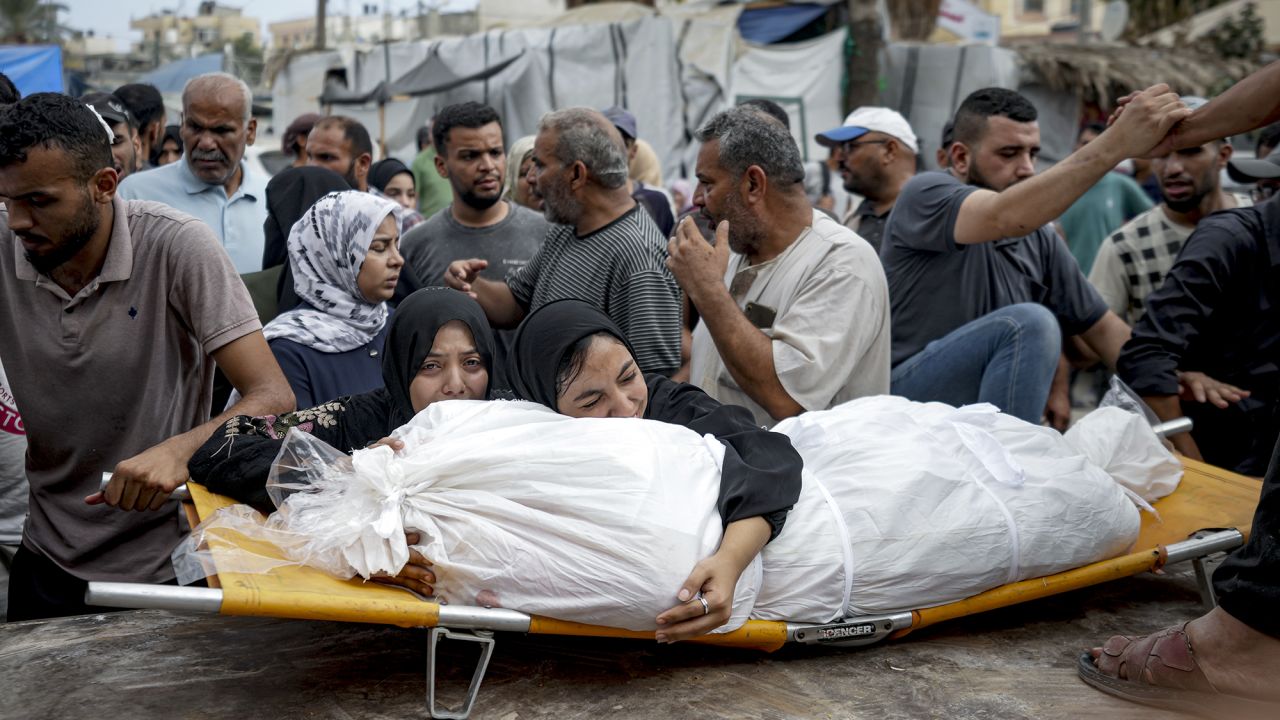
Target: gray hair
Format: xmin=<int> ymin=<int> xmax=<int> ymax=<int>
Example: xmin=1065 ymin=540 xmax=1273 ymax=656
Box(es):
xmin=695 ymin=107 xmax=805 ymax=186
xmin=182 ymin=72 xmax=253 ymax=123
xmin=538 ymin=108 xmax=629 ymax=190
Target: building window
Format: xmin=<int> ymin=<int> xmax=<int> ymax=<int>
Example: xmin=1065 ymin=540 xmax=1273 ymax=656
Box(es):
xmin=1021 ymin=0 xmax=1045 ymax=14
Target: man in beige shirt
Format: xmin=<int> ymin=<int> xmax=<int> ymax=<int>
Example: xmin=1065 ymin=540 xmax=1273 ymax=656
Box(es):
xmin=668 ymin=106 xmax=890 ymax=427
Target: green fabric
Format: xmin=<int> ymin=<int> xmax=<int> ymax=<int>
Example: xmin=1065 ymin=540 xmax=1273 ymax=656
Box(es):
xmin=411 ymin=147 xmax=453 ymax=218
xmin=1059 ymin=172 xmax=1153 ymax=275
xmin=240 ymin=264 xmax=283 ymax=326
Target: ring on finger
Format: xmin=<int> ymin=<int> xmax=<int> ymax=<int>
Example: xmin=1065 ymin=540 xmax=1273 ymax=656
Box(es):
xmin=697 ymin=595 xmax=709 ymax=615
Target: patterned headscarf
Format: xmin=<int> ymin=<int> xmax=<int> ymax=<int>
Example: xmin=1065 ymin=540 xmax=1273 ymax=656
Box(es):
xmin=263 ymin=190 xmax=402 ymax=353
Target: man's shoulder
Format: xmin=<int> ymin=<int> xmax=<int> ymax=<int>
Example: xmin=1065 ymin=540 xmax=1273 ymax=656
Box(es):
xmin=124 ymin=200 xmax=220 ymax=251
xmin=810 ymin=212 xmax=881 ymax=263
xmin=1106 ymin=205 xmax=1169 ymax=248
xmin=118 ymin=161 xmax=182 ymax=193
xmin=899 ymin=170 xmax=962 ymax=198
xmin=508 ymin=203 xmax=551 ymax=231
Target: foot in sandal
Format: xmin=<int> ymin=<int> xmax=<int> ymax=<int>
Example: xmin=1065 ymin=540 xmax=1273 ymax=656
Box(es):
xmin=1078 ymin=607 xmax=1280 ymax=718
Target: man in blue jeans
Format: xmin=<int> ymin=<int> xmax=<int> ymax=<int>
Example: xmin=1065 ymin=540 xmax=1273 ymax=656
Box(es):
xmin=881 ymin=85 xmax=1187 ymax=424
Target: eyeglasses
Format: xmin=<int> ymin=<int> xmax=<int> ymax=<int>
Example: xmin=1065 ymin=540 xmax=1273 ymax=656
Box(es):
xmin=1253 ymin=182 xmax=1279 ymax=203
xmin=840 ymin=139 xmax=889 ymax=153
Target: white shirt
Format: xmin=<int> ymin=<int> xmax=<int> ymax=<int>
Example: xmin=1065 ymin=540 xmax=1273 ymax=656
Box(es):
xmin=691 ymin=210 xmax=891 ymax=427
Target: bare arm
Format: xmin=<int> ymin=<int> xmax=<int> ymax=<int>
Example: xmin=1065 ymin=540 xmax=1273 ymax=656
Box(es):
xmin=444 ymin=258 xmax=526 ymax=329
xmin=1076 ymin=310 xmax=1131 ymax=372
xmin=655 ymin=516 xmax=771 ymax=642
xmin=667 ymin=219 xmax=803 ymax=421
xmin=1143 ymin=395 xmax=1203 ymax=461
xmin=953 ymin=85 xmax=1190 ymax=246
xmin=1172 ymin=60 xmax=1280 ymax=150
xmin=95 ymin=330 xmax=295 ymax=511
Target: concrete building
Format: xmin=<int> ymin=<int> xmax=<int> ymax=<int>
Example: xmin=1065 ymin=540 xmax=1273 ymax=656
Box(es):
xmin=268 ymin=8 xmax=479 ymax=49
xmin=132 ymin=2 xmax=262 ymax=61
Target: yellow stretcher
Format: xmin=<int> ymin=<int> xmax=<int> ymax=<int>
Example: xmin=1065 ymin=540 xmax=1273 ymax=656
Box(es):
xmin=86 ymin=456 xmax=1262 ymax=719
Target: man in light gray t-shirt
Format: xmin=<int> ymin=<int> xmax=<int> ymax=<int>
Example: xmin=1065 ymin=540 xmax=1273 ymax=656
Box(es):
xmin=397 ymin=101 xmax=549 ymax=389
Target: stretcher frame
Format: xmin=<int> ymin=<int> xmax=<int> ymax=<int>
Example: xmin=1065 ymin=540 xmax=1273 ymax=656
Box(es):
xmin=87 ymin=449 xmax=1261 ymax=719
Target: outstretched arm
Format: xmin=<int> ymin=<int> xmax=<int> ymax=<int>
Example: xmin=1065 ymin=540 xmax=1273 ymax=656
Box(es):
xmin=953 ymin=85 xmax=1190 ymax=245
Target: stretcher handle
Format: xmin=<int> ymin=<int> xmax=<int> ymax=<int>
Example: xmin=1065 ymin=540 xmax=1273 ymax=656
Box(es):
xmin=1152 ymin=417 xmax=1193 ymax=439
xmin=99 ymin=472 xmax=192 ymax=503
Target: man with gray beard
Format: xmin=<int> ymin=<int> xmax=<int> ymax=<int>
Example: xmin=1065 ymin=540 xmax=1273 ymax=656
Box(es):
xmin=118 ymin=72 xmax=268 ymax=274
xmin=445 ymin=107 xmax=682 ymax=376
xmin=669 ymin=107 xmax=890 ymax=427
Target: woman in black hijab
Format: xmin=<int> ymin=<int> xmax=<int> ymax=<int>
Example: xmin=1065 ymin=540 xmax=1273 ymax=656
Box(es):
xmin=507 ymin=299 xmax=803 ymax=643
xmin=189 ymin=288 xmax=496 ymax=514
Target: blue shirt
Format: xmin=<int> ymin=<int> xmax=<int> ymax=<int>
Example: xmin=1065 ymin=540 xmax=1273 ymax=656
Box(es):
xmin=118 ymin=158 xmax=268 ymax=274
xmin=269 ymin=320 xmax=393 ymax=409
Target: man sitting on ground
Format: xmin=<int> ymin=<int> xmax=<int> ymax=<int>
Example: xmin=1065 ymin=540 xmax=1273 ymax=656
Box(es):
xmin=445 ymin=107 xmax=682 ymax=376
xmin=1090 ymin=99 xmax=1250 ymax=325
xmin=669 ymin=107 xmax=890 ymax=427
xmin=880 ymin=85 xmax=1187 ymax=424
xmin=816 ymin=106 xmax=918 ymax=252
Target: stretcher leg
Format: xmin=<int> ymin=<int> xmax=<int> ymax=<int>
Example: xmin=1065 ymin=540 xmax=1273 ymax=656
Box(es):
xmin=426 ymin=628 xmax=495 ymax=720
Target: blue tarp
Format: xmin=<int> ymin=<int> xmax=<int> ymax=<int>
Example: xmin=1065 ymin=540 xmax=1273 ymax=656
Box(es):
xmin=0 ymin=45 xmax=62 ymax=94
xmin=737 ymin=4 xmax=829 ymax=44
xmin=138 ymin=53 xmax=224 ymax=94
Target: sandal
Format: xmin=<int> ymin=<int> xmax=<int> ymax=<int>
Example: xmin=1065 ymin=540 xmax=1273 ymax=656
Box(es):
xmin=1077 ymin=623 xmax=1277 ymax=718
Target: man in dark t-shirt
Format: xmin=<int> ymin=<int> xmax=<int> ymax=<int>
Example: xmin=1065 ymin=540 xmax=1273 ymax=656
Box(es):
xmin=881 ymin=86 xmax=1188 ymax=424
xmin=400 ymin=101 xmax=549 ymax=389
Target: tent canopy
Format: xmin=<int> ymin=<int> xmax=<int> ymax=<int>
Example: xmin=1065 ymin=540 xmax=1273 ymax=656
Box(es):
xmin=738 ymin=4 xmax=830 ymax=44
xmin=321 ymin=49 xmax=525 ymax=106
xmin=138 ymin=53 xmax=224 ymax=94
xmin=0 ymin=45 xmax=62 ymax=95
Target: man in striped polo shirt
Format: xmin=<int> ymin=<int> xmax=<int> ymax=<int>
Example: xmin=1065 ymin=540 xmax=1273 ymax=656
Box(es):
xmin=446 ymin=107 xmax=682 ymax=376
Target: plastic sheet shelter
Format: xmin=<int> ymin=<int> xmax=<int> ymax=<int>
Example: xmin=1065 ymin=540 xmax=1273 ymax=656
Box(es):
xmin=0 ymin=45 xmax=62 ymax=95
xmin=137 ymin=53 xmax=225 ymax=94
xmin=272 ymin=6 xmax=851 ymax=182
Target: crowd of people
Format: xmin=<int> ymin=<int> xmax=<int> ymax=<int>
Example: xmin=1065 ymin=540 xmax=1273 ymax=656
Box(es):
xmin=0 ymin=60 xmax=1278 ymax=714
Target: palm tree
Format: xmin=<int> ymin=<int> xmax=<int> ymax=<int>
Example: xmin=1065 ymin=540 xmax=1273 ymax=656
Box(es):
xmin=0 ymin=0 xmax=67 ymax=44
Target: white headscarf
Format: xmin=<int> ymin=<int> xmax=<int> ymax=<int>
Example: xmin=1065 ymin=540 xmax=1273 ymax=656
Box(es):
xmin=263 ymin=190 xmax=402 ymax=353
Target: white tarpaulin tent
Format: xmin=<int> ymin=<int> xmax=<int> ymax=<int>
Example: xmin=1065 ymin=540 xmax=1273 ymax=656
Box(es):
xmin=272 ymin=6 xmax=850 ymax=182
xmin=271 ymin=6 xmax=1083 ymax=180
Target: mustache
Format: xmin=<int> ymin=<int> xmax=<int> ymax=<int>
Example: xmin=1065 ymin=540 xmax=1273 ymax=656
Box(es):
xmin=190 ymin=149 xmax=228 ymax=163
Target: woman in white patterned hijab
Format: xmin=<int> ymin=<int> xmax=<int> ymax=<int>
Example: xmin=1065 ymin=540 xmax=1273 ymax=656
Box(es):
xmin=260 ymin=190 xmax=405 ymax=406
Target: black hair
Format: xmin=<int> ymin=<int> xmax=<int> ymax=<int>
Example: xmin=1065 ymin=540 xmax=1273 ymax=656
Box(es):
xmin=1257 ymin=121 xmax=1280 ymax=157
xmin=940 ymin=119 xmax=955 ymax=149
xmin=0 ymin=93 xmax=113 ymax=182
xmin=0 ymin=72 xmax=19 ymax=106
xmin=417 ymin=125 xmax=433 ymax=151
xmin=952 ymin=87 xmax=1038 ymax=147
xmin=738 ymin=98 xmax=791 ymax=130
xmin=315 ymin=115 xmax=373 ymax=159
xmin=554 ymin=332 xmax=624 ymax=399
xmin=432 ymin=101 xmax=502 ymax=155
xmin=151 ymin=124 xmax=182 ymax=165
xmin=114 ymin=83 xmax=165 ymax=130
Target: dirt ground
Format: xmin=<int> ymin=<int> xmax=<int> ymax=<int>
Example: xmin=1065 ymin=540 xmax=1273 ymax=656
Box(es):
xmin=0 ymin=560 xmax=1214 ymax=720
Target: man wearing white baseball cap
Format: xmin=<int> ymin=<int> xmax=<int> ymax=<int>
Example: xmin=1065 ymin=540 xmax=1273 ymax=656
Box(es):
xmin=816 ymin=107 xmax=918 ymax=252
